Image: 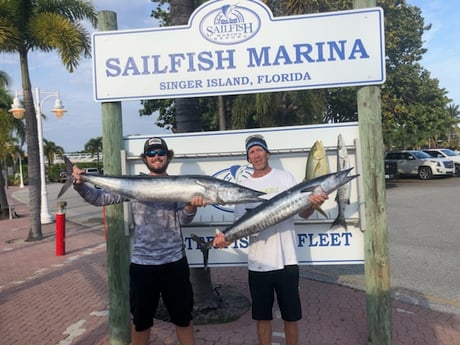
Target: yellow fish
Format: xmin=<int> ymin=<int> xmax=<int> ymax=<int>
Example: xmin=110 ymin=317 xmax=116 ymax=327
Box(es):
xmin=305 ymin=140 xmax=330 ymax=180
xmin=305 ymin=140 xmax=330 ymax=218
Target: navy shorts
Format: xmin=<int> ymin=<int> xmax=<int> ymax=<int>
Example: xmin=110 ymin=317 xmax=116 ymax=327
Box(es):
xmin=248 ymin=265 xmax=302 ymax=322
xmin=129 ymin=257 xmax=194 ymax=331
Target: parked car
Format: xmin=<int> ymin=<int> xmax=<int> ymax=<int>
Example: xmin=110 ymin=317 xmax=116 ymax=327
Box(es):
xmin=384 ymin=161 xmax=398 ymax=179
xmin=384 ymin=150 xmax=455 ymax=180
xmin=422 ymin=148 xmax=460 ymax=177
xmin=84 ymin=167 xmax=100 ymax=174
xmin=59 ymin=170 xmax=68 ymax=183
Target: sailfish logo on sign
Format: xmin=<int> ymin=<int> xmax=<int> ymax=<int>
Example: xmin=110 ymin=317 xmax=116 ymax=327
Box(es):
xmin=199 ymin=2 xmax=261 ymax=45
xmin=212 ymin=164 xmax=253 ymax=213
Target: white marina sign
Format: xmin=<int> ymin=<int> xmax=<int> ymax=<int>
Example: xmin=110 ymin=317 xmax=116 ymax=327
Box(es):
xmin=92 ymin=0 xmax=385 ymax=101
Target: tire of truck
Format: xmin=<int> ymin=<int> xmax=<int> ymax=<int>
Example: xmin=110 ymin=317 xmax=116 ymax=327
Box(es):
xmin=455 ymin=164 xmax=460 ymax=177
xmin=418 ymin=166 xmax=433 ymax=180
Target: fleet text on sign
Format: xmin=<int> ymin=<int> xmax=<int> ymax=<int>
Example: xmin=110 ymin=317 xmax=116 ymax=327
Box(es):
xmin=92 ymin=0 xmax=385 ymax=101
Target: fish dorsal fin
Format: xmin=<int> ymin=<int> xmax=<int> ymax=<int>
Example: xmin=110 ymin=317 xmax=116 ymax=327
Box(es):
xmin=300 ymin=186 xmax=316 ymax=193
xmin=194 ymin=180 xmax=210 ymax=188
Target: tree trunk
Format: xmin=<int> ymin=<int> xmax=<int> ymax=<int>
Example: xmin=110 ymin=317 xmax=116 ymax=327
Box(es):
xmin=0 ymin=161 xmax=10 ymax=219
xmin=175 ymin=97 xmax=201 ymax=132
xmin=218 ymin=96 xmax=226 ymax=130
xmin=170 ymin=0 xmax=218 ymax=312
xmin=20 ymin=50 xmax=43 ymax=241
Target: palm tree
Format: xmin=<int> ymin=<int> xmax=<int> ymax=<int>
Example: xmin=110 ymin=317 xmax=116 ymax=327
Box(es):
xmin=167 ymin=0 xmax=221 ymax=313
xmin=84 ymin=136 xmax=103 ymax=166
xmin=0 ymin=0 xmax=97 ymax=240
xmin=43 ymin=139 xmax=64 ymax=168
xmin=0 ymin=72 xmax=26 ymax=216
xmin=446 ymin=103 xmax=460 ymax=148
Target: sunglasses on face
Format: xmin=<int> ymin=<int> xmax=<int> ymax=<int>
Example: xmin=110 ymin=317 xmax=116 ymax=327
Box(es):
xmin=145 ymin=149 xmax=167 ymax=157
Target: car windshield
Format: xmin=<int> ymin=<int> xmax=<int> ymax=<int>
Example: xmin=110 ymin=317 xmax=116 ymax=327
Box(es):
xmin=440 ymin=149 xmax=458 ymax=157
xmin=412 ymin=151 xmax=432 ymax=159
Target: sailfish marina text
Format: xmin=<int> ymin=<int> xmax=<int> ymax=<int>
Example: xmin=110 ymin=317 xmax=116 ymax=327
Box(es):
xmin=104 ymin=39 xmax=370 ymax=77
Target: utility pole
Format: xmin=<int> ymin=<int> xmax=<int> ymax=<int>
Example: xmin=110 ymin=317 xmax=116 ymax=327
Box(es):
xmin=354 ymin=0 xmax=392 ymax=344
xmin=98 ymin=11 xmax=131 ymax=345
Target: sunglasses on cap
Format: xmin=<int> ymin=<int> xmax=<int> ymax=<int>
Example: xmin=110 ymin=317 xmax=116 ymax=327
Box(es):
xmin=145 ymin=149 xmax=167 ymax=157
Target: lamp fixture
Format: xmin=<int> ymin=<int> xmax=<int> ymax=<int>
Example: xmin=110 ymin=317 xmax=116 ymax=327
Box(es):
xmin=52 ymin=97 xmax=67 ymax=118
xmin=8 ymin=96 xmax=26 ymax=119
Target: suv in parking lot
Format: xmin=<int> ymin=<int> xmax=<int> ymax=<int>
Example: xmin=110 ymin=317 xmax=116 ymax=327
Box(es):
xmin=422 ymin=148 xmax=460 ymax=177
xmin=384 ymin=150 xmax=455 ymax=180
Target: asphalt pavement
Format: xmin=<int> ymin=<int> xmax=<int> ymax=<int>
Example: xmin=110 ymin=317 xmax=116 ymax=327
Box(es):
xmin=299 ymin=176 xmax=460 ymax=316
xmin=1 ymin=182 xmax=459 ymax=345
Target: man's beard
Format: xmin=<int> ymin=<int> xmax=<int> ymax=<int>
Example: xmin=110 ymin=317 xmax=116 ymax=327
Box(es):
xmin=148 ymin=161 xmax=169 ymax=174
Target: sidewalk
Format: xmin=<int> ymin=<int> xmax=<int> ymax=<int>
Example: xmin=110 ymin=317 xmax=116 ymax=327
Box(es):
xmin=1 ymin=185 xmax=459 ymax=345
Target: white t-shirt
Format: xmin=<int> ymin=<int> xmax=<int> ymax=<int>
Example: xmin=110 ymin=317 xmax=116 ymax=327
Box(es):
xmin=235 ymin=168 xmax=298 ymax=272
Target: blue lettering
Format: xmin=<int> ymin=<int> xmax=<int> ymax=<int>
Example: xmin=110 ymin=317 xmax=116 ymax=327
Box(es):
xmin=151 ymin=55 xmax=168 ymax=74
xmin=247 ymin=46 xmax=271 ymax=67
xmin=197 ymin=51 xmax=214 ymax=71
xmin=293 ymin=43 xmax=315 ymax=63
xmin=330 ymin=232 xmax=341 ymax=246
xmin=296 ymin=232 xmax=353 ymax=247
xmin=122 ymin=57 xmax=141 ymax=76
xmin=318 ymin=233 xmax=329 ymax=246
xmin=140 ymin=56 xmax=151 ymax=75
xmin=159 ymin=79 xmax=203 ymax=90
xmin=298 ymin=233 xmax=308 ymax=247
xmin=247 ymin=40 xmax=366 ymax=67
xmin=238 ymin=237 xmax=249 ymax=249
xmin=169 ymin=53 xmax=186 ymax=73
xmin=215 ymin=50 xmax=236 ymax=70
xmin=309 ymin=233 xmax=318 ymax=247
xmin=315 ymin=42 xmax=326 ymax=62
xmin=105 ymin=58 xmax=121 ymax=77
xmin=327 ymin=40 xmax=346 ymax=61
xmin=342 ymin=232 xmax=352 ymax=245
xmin=272 ymin=45 xmax=293 ymax=65
xmin=349 ymin=39 xmax=370 ymax=59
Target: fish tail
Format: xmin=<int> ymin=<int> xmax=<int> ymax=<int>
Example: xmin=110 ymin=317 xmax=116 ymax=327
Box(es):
xmin=191 ymin=234 xmax=213 ymax=269
xmin=330 ymin=213 xmax=347 ymax=231
xmin=318 ymin=206 xmax=329 ymax=219
xmin=57 ymin=156 xmax=74 ymax=199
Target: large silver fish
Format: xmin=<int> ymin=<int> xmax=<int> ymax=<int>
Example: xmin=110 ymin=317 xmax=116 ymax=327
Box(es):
xmin=192 ymin=168 xmax=359 ymax=268
xmin=58 ymin=156 xmax=265 ymax=204
xmin=330 ymin=134 xmax=352 ymax=231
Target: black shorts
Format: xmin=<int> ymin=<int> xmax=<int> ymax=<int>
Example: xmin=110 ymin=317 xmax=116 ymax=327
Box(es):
xmin=248 ymin=265 xmax=302 ymax=322
xmin=129 ymin=257 xmax=194 ymax=331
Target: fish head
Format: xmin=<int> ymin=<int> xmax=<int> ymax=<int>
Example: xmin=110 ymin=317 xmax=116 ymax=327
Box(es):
xmin=311 ymin=141 xmax=325 ymax=160
xmin=319 ymin=168 xmax=357 ymax=194
xmin=216 ymin=184 xmax=265 ymax=204
xmin=306 ymin=140 xmax=330 ymax=180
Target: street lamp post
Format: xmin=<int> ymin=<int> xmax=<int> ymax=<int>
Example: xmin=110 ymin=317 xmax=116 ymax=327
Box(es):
xmin=17 ymin=152 xmax=24 ymax=188
xmin=9 ymin=88 xmax=66 ymax=224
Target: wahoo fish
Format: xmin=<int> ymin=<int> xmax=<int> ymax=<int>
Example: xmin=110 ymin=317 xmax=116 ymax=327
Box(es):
xmin=305 ymin=140 xmax=330 ymax=218
xmin=330 ymin=134 xmax=352 ymax=231
xmin=192 ymin=168 xmax=359 ymax=268
xmin=58 ymin=156 xmax=265 ymax=204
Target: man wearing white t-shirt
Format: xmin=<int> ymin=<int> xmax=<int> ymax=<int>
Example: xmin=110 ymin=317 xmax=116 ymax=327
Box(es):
xmin=214 ymin=134 xmax=327 ymax=345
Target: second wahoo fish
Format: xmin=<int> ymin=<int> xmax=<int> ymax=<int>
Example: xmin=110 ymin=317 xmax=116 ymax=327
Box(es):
xmin=192 ymin=168 xmax=359 ymax=268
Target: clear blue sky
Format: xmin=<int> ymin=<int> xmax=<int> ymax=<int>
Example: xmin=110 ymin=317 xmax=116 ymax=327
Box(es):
xmin=0 ymin=0 xmax=458 ymax=152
